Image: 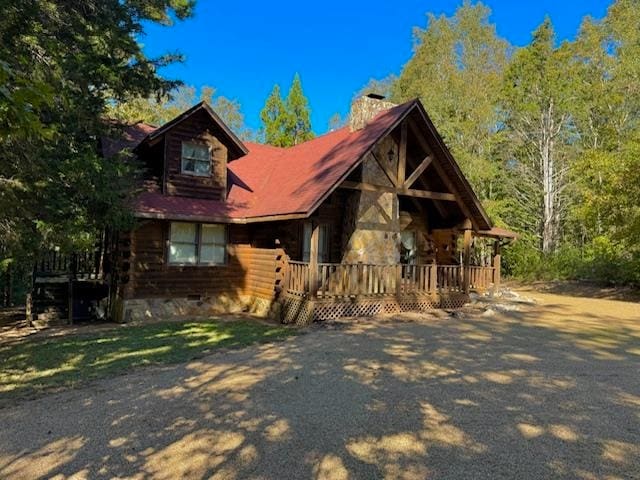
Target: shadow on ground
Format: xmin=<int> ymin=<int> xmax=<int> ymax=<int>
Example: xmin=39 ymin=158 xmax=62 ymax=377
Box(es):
xmin=0 ymin=293 xmax=639 ymax=479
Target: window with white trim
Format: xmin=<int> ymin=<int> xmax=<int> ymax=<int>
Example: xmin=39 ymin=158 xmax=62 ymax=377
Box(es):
xmin=168 ymin=222 xmax=226 ymax=265
xmin=181 ymin=142 xmax=211 ymax=176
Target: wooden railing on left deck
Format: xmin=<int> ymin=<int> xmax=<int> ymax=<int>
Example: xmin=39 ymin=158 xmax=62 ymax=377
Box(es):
xmin=35 ymin=250 xmax=102 ymax=278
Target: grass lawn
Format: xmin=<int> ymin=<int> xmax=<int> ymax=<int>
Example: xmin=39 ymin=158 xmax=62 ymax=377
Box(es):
xmin=0 ymin=319 xmax=296 ymax=402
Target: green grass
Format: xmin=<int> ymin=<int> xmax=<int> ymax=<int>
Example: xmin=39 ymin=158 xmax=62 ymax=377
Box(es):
xmin=0 ymin=319 xmax=296 ymax=401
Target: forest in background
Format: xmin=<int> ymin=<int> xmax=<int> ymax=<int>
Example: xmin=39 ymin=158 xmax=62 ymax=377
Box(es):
xmin=362 ymin=0 xmax=640 ymax=285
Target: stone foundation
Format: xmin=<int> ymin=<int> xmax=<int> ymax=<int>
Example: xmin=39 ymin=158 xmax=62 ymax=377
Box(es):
xmin=117 ymin=294 xmax=274 ymax=323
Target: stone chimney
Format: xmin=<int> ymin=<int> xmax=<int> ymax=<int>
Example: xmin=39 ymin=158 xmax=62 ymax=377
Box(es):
xmin=349 ymin=93 xmax=397 ymax=131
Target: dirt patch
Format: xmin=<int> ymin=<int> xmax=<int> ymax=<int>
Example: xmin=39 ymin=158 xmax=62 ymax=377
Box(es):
xmin=508 ymin=279 xmax=640 ymax=303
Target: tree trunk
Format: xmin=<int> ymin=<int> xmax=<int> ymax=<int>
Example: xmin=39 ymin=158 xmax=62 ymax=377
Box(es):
xmin=540 ymin=100 xmax=560 ymax=255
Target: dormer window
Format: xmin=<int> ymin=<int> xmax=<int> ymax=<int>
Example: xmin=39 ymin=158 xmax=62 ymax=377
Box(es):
xmin=181 ymin=142 xmax=211 ymax=176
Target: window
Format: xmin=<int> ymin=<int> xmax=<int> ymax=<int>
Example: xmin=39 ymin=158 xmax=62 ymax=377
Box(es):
xmin=169 ymin=222 xmax=226 ymax=265
xmin=181 ymin=142 xmax=211 ymax=176
xmin=169 ymin=223 xmax=198 ymax=264
xmin=302 ymin=223 xmax=330 ymax=263
xmin=199 ymin=224 xmax=226 ymax=264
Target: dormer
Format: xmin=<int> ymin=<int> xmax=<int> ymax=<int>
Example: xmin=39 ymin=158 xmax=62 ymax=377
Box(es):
xmin=135 ymin=101 xmax=247 ymax=201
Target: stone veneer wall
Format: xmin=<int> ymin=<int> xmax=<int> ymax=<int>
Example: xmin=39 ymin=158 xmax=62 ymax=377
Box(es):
xmin=342 ymin=135 xmax=400 ymax=265
xmin=349 ymin=95 xmax=397 ymax=131
xmin=117 ymin=294 xmax=275 ymax=323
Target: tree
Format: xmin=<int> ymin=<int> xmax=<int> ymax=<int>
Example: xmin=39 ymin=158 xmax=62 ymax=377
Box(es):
xmin=500 ymin=18 xmax=578 ymax=255
xmin=393 ymin=1 xmax=510 ymax=198
xmin=260 ymin=84 xmax=289 ymax=147
xmin=567 ymin=0 xmax=640 ymax=281
xmin=355 ymin=75 xmax=397 ymax=102
xmin=109 ymin=85 xmax=247 ymax=137
xmin=328 ymin=113 xmax=346 ymax=131
xmin=260 ymin=75 xmax=314 ymax=147
xmin=0 ymin=0 xmax=194 ymax=271
xmin=285 ymin=74 xmax=314 ymax=145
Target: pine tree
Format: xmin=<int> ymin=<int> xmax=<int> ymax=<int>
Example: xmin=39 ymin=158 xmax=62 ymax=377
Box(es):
xmin=285 ymin=74 xmax=314 ymax=145
xmin=260 ymin=75 xmax=314 ymax=147
xmin=260 ymin=84 xmax=289 ymax=147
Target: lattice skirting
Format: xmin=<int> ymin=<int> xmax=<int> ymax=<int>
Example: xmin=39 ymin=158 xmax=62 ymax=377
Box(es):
xmin=280 ymin=292 xmax=469 ymax=325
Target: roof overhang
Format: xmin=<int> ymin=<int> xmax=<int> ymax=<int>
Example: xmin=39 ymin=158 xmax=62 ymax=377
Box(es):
xmin=134 ymin=101 xmax=248 ymax=158
xmin=475 ymin=227 xmax=519 ymax=240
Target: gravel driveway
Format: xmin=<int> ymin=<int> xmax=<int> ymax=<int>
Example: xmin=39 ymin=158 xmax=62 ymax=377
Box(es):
xmin=1 ymin=291 xmax=639 ymax=479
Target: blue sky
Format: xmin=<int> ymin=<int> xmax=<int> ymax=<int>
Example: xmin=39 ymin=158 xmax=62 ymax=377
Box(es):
xmin=141 ymin=0 xmax=612 ymax=134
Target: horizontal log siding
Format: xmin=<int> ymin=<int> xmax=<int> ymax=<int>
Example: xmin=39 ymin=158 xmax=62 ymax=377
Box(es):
xmin=125 ymin=221 xmax=277 ymax=300
xmin=164 ymin=109 xmax=228 ymax=200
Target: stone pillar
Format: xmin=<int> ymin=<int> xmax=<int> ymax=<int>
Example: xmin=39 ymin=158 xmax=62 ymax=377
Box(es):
xmin=342 ymin=136 xmax=400 ymax=265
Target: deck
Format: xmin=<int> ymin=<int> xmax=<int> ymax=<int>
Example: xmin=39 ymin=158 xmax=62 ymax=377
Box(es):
xmin=281 ymin=261 xmax=497 ymax=324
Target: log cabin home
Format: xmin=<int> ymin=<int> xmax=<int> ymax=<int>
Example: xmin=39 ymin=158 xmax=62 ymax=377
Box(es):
xmin=30 ymin=94 xmax=516 ymax=325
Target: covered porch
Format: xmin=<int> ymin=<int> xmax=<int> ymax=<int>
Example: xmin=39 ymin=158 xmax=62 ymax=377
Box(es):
xmin=279 ymin=225 xmax=513 ymax=324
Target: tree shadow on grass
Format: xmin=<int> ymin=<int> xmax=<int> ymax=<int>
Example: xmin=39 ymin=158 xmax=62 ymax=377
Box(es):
xmin=0 ymin=319 xmax=296 ymax=404
xmin=0 ymin=296 xmax=639 ymax=479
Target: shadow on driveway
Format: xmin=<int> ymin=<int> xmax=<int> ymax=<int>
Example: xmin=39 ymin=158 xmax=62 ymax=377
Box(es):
xmin=0 ymin=293 xmax=639 ymax=479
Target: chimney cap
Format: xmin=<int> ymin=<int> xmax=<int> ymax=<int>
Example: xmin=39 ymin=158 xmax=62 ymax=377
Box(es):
xmin=366 ymin=92 xmax=386 ymax=100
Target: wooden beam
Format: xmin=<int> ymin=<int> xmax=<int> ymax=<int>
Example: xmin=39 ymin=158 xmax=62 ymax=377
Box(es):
xmin=403 ymin=155 xmax=433 ymax=189
xmin=398 ymin=122 xmax=407 ymax=186
xmin=370 ymin=150 xmax=398 ymax=188
xmin=407 ymin=119 xmax=478 ymax=229
xmin=493 ymin=240 xmax=501 ymax=290
xmin=340 ymin=181 xmax=456 ymax=201
xmin=462 ymin=229 xmax=472 ymax=294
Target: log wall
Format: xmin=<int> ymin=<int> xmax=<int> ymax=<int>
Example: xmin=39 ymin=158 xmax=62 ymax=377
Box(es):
xmin=124 ymin=221 xmax=278 ymax=301
xmin=164 ymin=109 xmax=229 ymax=200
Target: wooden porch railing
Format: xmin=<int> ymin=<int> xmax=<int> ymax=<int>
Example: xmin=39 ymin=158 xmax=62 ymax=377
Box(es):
xmin=467 ymin=265 xmax=496 ymax=292
xmin=284 ymin=262 xmax=496 ymax=299
xmin=317 ymin=263 xmax=399 ymax=298
xmin=287 ymin=260 xmax=311 ymax=297
xmin=35 ymin=250 xmax=103 ymax=279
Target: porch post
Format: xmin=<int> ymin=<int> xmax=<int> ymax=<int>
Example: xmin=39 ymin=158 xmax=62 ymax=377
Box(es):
xmin=462 ymin=228 xmax=472 ymax=294
xmin=493 ymin=240 xmax=501 ymax=290
xmin=430 ymin=259 xmax=438 ymax=294
xmin=309 ymin=223 xmax=319 ymax=298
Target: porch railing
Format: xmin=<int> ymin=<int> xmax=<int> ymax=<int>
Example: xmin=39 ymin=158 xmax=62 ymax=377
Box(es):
xmin=284 ymin=262 xmax=497 ymax=299
xmin=34 ymin=250 xmax=103 ymax=279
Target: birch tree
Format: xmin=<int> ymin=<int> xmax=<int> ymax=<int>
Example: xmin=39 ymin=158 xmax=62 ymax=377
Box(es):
xmin=501 ymin=18 xmax=577 ymax=254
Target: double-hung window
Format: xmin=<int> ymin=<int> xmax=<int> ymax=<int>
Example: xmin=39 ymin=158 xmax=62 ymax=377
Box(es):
xmin=181 ymin=142 xmax=211 ymax=176
xmin=168 ymin=222 xmax=226 ymax=265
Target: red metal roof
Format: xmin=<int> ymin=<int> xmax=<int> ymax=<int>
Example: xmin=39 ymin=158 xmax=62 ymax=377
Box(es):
xmin=101 ymin=122 xmax=156 ymax=158
xmin=133 ymin=101 xmax=417 ymax=222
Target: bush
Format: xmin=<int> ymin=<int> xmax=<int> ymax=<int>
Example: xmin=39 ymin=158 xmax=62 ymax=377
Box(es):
xmin=504 ymin=236 xmax=640 ymax=286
